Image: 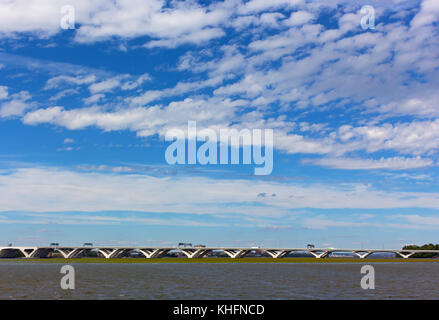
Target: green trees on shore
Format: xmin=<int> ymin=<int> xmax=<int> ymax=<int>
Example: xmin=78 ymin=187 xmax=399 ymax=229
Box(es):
xmin=403 ymin=244 xmax=439 ymax=258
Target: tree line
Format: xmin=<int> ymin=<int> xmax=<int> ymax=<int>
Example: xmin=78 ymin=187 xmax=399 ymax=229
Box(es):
xmin=403 ymin=244 xmax=439 ymax=258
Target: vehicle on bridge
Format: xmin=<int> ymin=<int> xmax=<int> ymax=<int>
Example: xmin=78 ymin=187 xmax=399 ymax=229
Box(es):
xmin=178 ymin=243 xmax=193 ymax=248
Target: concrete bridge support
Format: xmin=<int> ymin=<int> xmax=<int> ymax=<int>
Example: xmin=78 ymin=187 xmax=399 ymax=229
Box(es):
xmin=138 ymin=248 xmax=171 ymax=259
xmin=97 ymin=248 xmax=130 ymax=259
xmin=107 ymin=248 xmax=133 ymax=258
xmin=18 ymin=248 xmax=38 ymax=258
xmin=179 ymin=248 xmax=212 ymax=259
xmin=264 ymin=250 xmax=289 ymax=258
xmin=308 ymin=250 xmax=331 ymax=258
xmin=395 ymin=252 xmax=415 ymax=259
xmin=223 ymin=249 xmax=249 ymax=259
xmin=353 ymin=251 xmax=373 ymax=259
xmin=55 ymin=248 xmax=86 ymax=259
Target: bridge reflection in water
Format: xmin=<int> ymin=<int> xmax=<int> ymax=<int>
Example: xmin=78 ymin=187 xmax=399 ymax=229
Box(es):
xmin=1 ymin=246 xmax=438 ymax=259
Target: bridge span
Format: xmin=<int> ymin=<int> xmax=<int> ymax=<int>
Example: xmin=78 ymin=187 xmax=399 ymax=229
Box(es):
xmin=0 ymin=246 xmax=438 ymax=259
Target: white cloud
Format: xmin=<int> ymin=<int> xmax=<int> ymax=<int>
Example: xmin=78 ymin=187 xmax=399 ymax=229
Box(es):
xmin=285 ymin=11 xmax=314 ymax=26
xmin=0 ymin=86 xmax=8 ymax=100
xmin=0 ymin=0 xmax=230 ymax=46
xmin=0 ymin=212 xmax=223 ymax=227
xmin=22 ymin=97 xmax=246 ymax=135
xmin=303 ymin=218 xmax=372 ymax=229
xmin=49 ymin=89 xmax=79 ymax=101
xmin=2 ymin=0 xmax=439 ymax=165
xmin=88 ymin=77 xmax=122 ymax=94
xmin=237 ymin=0 xmax=303 ymax=14
xmin=83 ymin=94 xmax=104 ymax=105
xmin=45 ymin=74 xmax=96 ymax=90
xmin=144 ymin=28 xmax=225 ymax=48
xmin=377 ymin=92 xmax=439 ymax=117
xmin=410 ymin=0 xmax=439 ymax=29
xmin=2 ymin=167 xmax=439 ymax=214
xmin=394 ymin=214 xmax=439 ymax=226
xmin=334 ymin=120 xmax=439 ymax=156
xmin=304 ymin=156 xmax=434 ymax=170
xmin=74 ymin=0 xmax=230 ymax=46
xmin=120 ymin=73 xmax=151 ymax=90
xmin=260 ymin=12 xmax=286 ymax=28
xmin=302 ymin=216 xmax=438 ymax=230
xmin=87 ymin=73 xmax=150 ymax=94
xmin=0 ymin=0 xmax=73 ymax=37
xmin=0 ymin=91 xmax=34 ymax=118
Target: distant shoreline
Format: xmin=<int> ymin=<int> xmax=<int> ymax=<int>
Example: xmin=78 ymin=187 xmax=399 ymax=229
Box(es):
xmin=2 ymin=257 xmax=439 ymax=263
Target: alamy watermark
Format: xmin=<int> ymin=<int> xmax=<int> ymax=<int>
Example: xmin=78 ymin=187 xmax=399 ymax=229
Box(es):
xmin=60 ymin=265 xmax=75 ymax=290
xmin=361 ymin=5 xmax=375 ymax=30
xmin=165 ymin=121 xmax=273 ymax=175
xmin=60 ymin=5 xmax=75 ymax=30
xmin=360 ymin=265 xmax=375 ymax=290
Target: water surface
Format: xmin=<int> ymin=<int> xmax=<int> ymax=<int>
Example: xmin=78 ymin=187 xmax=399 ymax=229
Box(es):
xmin=0 ymin=262 xmax=437 ymax=299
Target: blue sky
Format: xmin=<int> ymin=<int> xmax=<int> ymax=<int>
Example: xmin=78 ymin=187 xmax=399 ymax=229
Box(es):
xmin=0 ymin=0 xmax=439 ymax=248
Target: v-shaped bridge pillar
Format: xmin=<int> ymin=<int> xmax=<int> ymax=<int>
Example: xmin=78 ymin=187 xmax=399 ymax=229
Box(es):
xmin=179 ymin=248 xmax=211 ymax=259
xmin=97 ymin=248 xmax=130 ymax=259
xmin=353 ymin=251 xmax=372 ymax=259
xmin=264 ymin=250 xmax=289 ymax=258
xmin=395 ymin=251 xmax=415 ymax=259
xmin=223 ymin=249 xmax=249 ymax=259
xmin=308 ymin=250 xmax=330 ymax=258
xmin=138 ymin=248 xmax=170 ymax=259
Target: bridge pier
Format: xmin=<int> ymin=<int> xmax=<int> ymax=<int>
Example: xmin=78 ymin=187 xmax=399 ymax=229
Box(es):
xmin=179 ymin=248 xmax=211 ymax=259
xmin=56 ymin=248 xmax=87 ymax=259
xmin=223 ymin=249 xmax=249 ymax=259
xmin=308 ymin=250 xmax=330 ymax=258
xmin=97 ymin=248 xmax=131 ymax=259
xmin=18 ymin=248 xmax=38 ymax=258
xmin=138 ymin=248 xmax=170 ymax=259
xmin=264 ymin=250 xmax=289 ymax=258
xmin=106 ymin=248 xmax=131 ymax=258
xmin=395 ymin=252 xmax=415 ymax=259
xmin=353 ymin=251 xmax=372 ymax=259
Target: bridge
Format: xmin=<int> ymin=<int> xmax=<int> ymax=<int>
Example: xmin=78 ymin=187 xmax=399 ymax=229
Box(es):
xmin=1 ymin=246 xmax=438 ymax=259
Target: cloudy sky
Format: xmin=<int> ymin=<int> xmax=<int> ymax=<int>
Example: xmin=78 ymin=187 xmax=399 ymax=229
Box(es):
xmin=0 ymin=0 xmax=438 ymax=248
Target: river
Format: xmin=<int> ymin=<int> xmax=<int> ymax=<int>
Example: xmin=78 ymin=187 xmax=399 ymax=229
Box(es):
xmin=0 ymin=262 xmax=437 ymax=299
